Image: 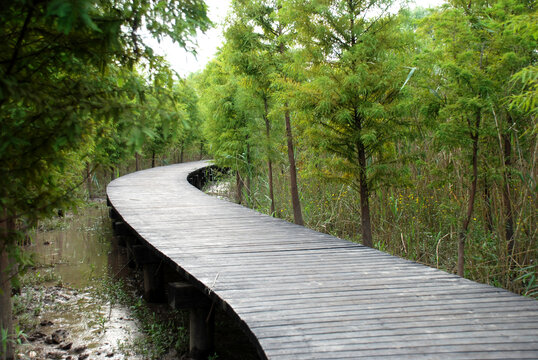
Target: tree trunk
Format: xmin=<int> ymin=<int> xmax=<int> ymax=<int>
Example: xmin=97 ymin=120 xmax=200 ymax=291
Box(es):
xmin=458 ymin=112 xmax=481 ymax=277
xmin=267 ymin=159 xmax=276 ymax=216
xmin=0 ymin=208 xmax=14 ymax=360
xmin=353 ymin=109 xmax=373 ymax=247
xmin=235 ymin=171 xmax=243 ymax=205
xmin=135 ymin=152 xmax=141 ymax=172
xmin=357 ymin=140 xmax=373 ymax=247
xmin=246 ymin=141 xmax=252 ymax=207
xmin=86 ymin=162 xmax=92 ymax=199
xmin=110 ymin=166 xmax=116 ymax=182
xmin=180 ymin=142 xmax=185 ymax=163
xmin=0 ymin=248 xmax=13 ymax=360
xmin=492 ymin=110 xmax=516 ymax=268
xmin=277 ymin=35 xmax=302 ymax=225
xmin=483 ymin=173 xmax=494 ymax=232
xmin=263 ymin=97 xmax=276 ymax=216
xmin=284 ymin=107 xmax=303 ymax=226
xmin=502 ymin=134 xmax=515 ymax=265
xmin=199 ymin=142 xmax=204 ymax=160
xmin=151 ymin=150 xmax=156 ymax=168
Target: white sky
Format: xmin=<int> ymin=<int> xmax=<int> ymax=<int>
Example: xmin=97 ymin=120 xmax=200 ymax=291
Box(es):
xmin=149 ymin=0 xmax=445 ymax=78
xmin=145 ymin=0 xmax=231 ymax=78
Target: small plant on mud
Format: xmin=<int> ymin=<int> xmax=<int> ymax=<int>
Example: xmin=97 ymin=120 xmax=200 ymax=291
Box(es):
xmin=13 ymin=270 xmax=57 ymax=334
xmin=2 ymin=325 xmax=26 ymax=357
xmin=97 ymin=276 xmax=189 ymax=359
xmin=124 ymin=298 xmax=189 ymax=358
xmin=19 ymin=267 xmax=61 ymax=287
xmin=95 ymin=313 xmax=108 ymax=334
xmin=86 ymin=302 xmax=108 ymax=334
xmin=13 ymin=288 xmax=44 ymax=332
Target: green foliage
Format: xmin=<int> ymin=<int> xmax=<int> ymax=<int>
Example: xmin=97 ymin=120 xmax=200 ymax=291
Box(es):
xmin=197 ymin=56 xmax=259 ymax=183
xmin=1 ymin=324 xmax=25 ymax=357
xmin=509 ymin=65 xmax=538 ymax=116
xmin=0 ymin=0 xmax=209 ymax=240
xmin=0 ymin=2 xmax=210 ymax=355
xmin=200 ymin=0 xmax=536 ymax=296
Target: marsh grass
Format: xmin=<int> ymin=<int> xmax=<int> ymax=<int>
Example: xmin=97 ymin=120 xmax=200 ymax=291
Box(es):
xmin=208 ymin=164 xmax=537 ymax=299
xmin=95 ymin=276 xmax=189 ymax=359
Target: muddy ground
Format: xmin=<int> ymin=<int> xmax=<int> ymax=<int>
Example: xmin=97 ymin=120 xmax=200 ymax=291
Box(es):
xmin=15 ymin=285 xmax=146 ymax=360
xmin=13 ymin=201 xmax=258 ymax=360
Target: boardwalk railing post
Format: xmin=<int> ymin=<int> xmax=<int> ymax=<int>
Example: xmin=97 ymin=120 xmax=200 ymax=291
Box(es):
xmin=111 ymin=220 xmax=138 ymax=262
xmin=112 ymin=220 xmax=130 ymax=236
xmin=168 ymin=282 xmax=214 ymax=359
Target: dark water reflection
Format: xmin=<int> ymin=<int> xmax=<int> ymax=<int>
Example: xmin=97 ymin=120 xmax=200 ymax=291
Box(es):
xmin=30 ymin=201 xmax=117 ymax=288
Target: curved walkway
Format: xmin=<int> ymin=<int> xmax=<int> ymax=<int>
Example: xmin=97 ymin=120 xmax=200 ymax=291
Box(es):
xmin=107 ymin=161 xmax=538 ymax=359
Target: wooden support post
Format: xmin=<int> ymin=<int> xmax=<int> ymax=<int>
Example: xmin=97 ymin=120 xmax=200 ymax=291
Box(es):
xmin=132 ymin=245 xmax=164 ymax=302
xmin=190 ymin=305 xmax=215 ymax=360
xmin=113 ymin=223 xmax=139 ymax=263
xmin=125 ymin=242 xmax=137 ymax=269
xmin=142 ymin=262 xmax=164 ymax=302
xmin=108 ymin=207 xmax=119 ymax=221
xmin=168 ymin=282 xmax=214 ymax=359
xmin=112 ymin=221 xmax=131 ymax=237
xmin=115 ymin=235 xmax=127 ymax=247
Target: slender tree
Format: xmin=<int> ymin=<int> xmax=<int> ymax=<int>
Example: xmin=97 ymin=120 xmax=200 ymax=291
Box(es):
xmin=197 ymin=57 xmax=256 ymax=204
xmin=224 ymin=19 xmax=279 ymax=215
xmin=229 ymin=0 xmax=304 ymax=225
xmin=419 ymin=0 xmax=536 ymax=276
xmin=290 ymin=0 xmax=411 ymax=247
xmin=486 ymin=0 xmax=537 ymax=268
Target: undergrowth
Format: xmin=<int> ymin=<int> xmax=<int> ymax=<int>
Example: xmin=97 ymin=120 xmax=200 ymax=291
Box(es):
xmin=207 ymin=173 xmax=538 ymax=299
xmin=97 ymin=276 xmax=189 ymax=359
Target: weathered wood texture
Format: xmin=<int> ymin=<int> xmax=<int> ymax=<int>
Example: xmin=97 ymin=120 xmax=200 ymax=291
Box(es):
xmin=107 ymin=161 xmax=538 ymax=360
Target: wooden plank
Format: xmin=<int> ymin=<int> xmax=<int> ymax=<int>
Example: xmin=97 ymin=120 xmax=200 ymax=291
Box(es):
xmin=240 ymin=302 xmax=538 ymax=329
xmin=263 ymin=343 xmax=538 ymax=358
xmin=284 ymin=352 xmax=538 ymax=360
xmin=254 ymin=321 xmax=538 ymax=342
xmin=224 ymin=291 xmax=527 ymax=313
xmin=248 ymin=312 xmax=538 ymax=336
xmin=107 ymin=161 xmax=538 ymax=360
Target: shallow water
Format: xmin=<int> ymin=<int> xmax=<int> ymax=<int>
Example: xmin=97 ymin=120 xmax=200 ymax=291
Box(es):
xmin=17 ymin=201 xmax=144 ymax=360
xmin=30 ymin=202 xmax=113 ymax=288
xmin=19 ymin=198 xmax=259 ymax=360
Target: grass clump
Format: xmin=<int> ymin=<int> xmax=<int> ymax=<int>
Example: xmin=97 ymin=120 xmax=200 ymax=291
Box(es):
xmin=98 ymin=276 xmax=189 ymax=359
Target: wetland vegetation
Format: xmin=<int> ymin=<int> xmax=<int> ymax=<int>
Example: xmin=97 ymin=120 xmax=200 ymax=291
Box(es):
xmin=1 ymin=0 xmax=536 ymax=358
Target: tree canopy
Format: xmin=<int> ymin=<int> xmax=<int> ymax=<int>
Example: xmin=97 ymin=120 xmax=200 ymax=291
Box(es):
xmin=0 ymin=1 xmax=209 ymax=357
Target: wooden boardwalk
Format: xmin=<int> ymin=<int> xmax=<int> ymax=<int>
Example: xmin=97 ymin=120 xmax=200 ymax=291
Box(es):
xmin=107 ymin=161 xmax=538 ymax=359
